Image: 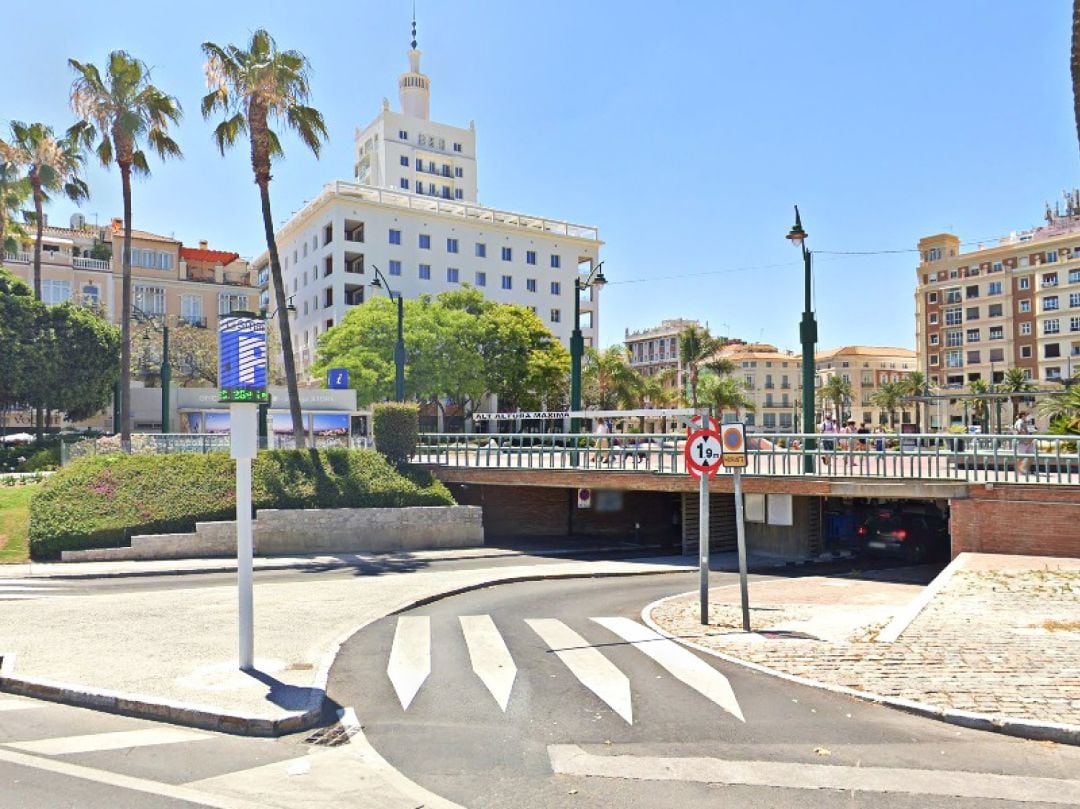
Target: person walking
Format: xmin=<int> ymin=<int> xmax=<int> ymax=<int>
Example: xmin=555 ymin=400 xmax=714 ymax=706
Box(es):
xmin=1013 ymin=410 xmax=1033 ymax=475
xmin=820 ymin=413 xmax=837 ymax=467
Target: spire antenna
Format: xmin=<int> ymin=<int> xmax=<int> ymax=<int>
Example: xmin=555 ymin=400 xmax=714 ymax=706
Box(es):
xmin=411 ymin=5 xmax=417 ymax=50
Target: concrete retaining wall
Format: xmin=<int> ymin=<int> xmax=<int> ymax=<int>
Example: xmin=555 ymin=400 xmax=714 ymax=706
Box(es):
xmin=61 ymin=506 xmax=484 ymax=562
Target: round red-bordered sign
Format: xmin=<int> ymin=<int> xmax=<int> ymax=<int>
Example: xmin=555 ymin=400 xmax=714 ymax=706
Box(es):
xmin=685 ymin=429 xmax=723 ymax=479
xmin=685 ymin=414 xmax=720 ymax=437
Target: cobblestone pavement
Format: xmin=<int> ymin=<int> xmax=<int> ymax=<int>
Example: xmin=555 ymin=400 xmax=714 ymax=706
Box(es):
xmin=649 ymin=555 xmax=1080 ymax=728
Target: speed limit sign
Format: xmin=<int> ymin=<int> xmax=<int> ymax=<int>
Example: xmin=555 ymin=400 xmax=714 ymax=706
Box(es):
xmin=685 ymin=429 xmax=723 ymax=479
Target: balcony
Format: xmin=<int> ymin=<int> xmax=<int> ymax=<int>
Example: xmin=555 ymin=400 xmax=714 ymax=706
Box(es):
xmin=179 ymin=315 xmax=207 ymax=328
xmin=4 ymin=250 xmax=110 ymax=272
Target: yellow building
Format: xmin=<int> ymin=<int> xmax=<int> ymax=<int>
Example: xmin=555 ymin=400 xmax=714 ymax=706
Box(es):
xmin=814 ymin=346 xmax=917 ymax=427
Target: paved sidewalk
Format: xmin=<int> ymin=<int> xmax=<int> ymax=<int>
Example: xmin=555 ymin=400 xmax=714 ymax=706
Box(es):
xmin=648 ymin=552 xmax=1080 ymax=743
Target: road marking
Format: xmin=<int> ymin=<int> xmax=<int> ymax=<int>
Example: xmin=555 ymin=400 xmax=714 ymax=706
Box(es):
xmin=547 ymin=745 xmax=1080 ymax=804
xmin=387 ymin=615 xmax=430 ymax=710
xmin=459 ymin=615 xmax=517 ymax=711
xmin=7 ymin=727 xmax=212 ymax=756
xmin=592 ymin=617 xmax=745 ymax=722
xmin=0 ymin=745 xmax=265 ymax=809
xmin=525 ymin=618 xmax=632 ymax=724
xmin=0 ymin=696 xmax=37 ymax=712
xmin=0 ymin=580 xmax=68 ymax=601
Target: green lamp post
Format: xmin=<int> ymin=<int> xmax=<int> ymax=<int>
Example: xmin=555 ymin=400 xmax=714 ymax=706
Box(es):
xmin=787 ymin=206 xmax=817 ymax=473
xmin=569 ymin=262 xmax=607 ymax=444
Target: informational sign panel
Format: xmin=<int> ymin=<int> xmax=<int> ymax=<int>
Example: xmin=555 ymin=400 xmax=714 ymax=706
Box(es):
xmin=720 ymin=423 xmax=747 ymax=468
xmin=327 ymin=368 xmax=350 ymax=390
xmin=219 ymin=314 xmax=269 ymax=404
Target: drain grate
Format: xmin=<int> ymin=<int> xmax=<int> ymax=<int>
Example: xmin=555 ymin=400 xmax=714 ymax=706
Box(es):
xmin=303 ymin=722 xmax=360 ymax=747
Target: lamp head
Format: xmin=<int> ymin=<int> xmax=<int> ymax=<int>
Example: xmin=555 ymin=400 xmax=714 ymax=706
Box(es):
xmin=592 ymin=267 xmax=607 ymax=289
xmin=786 ymin=205 xmax=807 ymax=247
xmin=286 ymin=301 xmax=297 ymax=315
xmin=370 ymin=276 xmax=383 ymax=289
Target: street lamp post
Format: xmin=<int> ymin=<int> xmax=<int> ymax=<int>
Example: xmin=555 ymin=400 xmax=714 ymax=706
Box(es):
xmin=787 ymin=206 xmax=818 ymax=473
xmin=569 ymin=261 xmax=607 ymax=440
xmin=371 ymin=266 xmax=406 ymax=402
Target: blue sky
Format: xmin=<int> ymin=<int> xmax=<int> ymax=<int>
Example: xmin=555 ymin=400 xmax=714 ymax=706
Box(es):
xmin=3 ymin=1 xmax=1076 ymax=353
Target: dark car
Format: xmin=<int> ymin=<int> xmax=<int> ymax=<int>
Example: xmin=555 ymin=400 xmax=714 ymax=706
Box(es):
xmin=857 ymin=508 xmax=949 ymax=563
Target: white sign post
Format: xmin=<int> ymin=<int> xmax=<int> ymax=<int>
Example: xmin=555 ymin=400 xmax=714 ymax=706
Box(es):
xmin=720 ymin=423 xmax=751 ymax=632
xmin=231 ymin=404 xmax=257 ymax=671
xmin=684 ymin=412 xmax=722 ymax=625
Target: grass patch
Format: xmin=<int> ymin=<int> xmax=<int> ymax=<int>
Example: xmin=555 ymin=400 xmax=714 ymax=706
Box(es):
xmin=0 ymin=484 xmax=37 ymax=564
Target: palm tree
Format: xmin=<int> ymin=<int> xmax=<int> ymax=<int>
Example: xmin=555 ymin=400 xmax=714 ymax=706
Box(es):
xmin=1073 ymin=0 xmax=1080 ymax=153
xmin=0 ymin=122 xmax=89 ymax=299
xmin=999 ymin=367 xmax=1037 ymax=423
xmin=68 ymin=51 xmax=183 ymax=448
xmin=201 ymin=30 xmax=328 ymax=450
xmin=899 ymin=370 xmax=927 ymax=432
xmin=0 ymin=158 xmax=30 ymax=256
xmin=678 ymin=324 xmax=732 ymax=409
xmin=817 ymin=375 xmax=853 ymax=424
xmin=869 ymin=380 xmax=904 ymax=428
xmin=583 ymin=346 xmax=643 ymax=411
xmin=969 ymin=378 xmax=990 ymax=432
xmin=699 ymin=374 xmax=754 ymax=421
xmin=1039 ymin=384 xmax=1080 ymax=434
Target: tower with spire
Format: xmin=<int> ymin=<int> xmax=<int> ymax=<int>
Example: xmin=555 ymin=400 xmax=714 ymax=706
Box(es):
xmin=353 ymin=13 xmax=478 ymax=202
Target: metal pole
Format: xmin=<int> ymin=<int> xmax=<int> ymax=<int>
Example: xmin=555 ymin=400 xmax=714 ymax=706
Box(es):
xmin=394 ymin=295 xmax=406 ymax=402
xmin=569 ymin=282 xmax=584 ymax=467
xmin=733 ymin=469 xmax=750 ymax=632
xmin=800 ymin=243 xmax=817 ymax=473
xmin=237 ymin=454 xmax=253 ymax=670
xmin=160 ymin=325 xmax=171 ymax=434
xmin=699 ymin=450 xmax=710 ymax=625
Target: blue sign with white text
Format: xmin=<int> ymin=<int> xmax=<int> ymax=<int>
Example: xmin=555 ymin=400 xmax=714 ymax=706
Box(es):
xmin=219 ymin=315 xmax=268 ymax=403
xmin=328 ymin=368 xmax=350 ymax=389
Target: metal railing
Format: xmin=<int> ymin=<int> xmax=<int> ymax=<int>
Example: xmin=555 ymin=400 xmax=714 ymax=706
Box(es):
xmin=413 ymin=431 xmax=1080 ymax=485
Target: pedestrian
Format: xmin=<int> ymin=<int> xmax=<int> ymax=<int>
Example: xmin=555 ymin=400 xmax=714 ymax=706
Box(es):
xmin=1014 ymin=410 xmax=1033 ymax=475
xmin=592 ymin=418 xmax=610 ymax=466
xmin=840 ymin=419 xmax=856 ymax=469
xmin=873 ymin=425 xmax=886 ymax=453
xmin=820 ymin=413 xmax=837 ymax=467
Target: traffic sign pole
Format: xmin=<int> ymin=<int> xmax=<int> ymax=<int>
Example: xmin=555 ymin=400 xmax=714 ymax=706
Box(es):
xmin=733 ymin=468 xmax=750 ymax=632
xmin=696 ymin=411 xmax=712 ymax=625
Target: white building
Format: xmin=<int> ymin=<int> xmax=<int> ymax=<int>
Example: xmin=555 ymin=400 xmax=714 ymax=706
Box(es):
xmin=255 ymin=21 xmax=602 ymax=376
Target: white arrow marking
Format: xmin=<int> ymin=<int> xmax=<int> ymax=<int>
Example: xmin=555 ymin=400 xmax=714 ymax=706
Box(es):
xmin=526 ymin=618 xmax=632 ymax=724
xmin=592 ymin=617 xmax=744 ymax=722
xmin=459 ymin=615 xmax=517 ymax=711
xmin=387 ymin=616 xmax=430 ymax=710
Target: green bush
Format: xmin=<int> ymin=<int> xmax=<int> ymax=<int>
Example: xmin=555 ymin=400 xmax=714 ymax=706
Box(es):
xmin=29 ymin=448 xmax=454 ymax=560
xmin=373 ymin=403 xmax=419 ymax=465
xmin=22 ymin=447 xmax=60 ymax=472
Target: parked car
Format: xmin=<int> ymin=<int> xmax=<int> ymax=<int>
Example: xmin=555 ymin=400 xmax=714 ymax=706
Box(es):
xmin=856 ymin=507 xmax=949 ymax=563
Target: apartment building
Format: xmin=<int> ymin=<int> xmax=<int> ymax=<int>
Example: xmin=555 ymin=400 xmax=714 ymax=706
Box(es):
xmin=815 ymin=346 xmax=917 ymax=426
xmin=716 ymin=342 xmax=802 ymax=431
xmin=254 ymin=23 xmax=601 ymax=376
xmin=916 ymin=193 xmax=1080 ymax=389
xmin=624 ymin=319 xmax=701 ymax=391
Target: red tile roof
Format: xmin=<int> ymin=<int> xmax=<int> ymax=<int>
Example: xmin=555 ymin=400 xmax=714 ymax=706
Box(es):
xmin=180 ymin=246 xmax=240 ymax=265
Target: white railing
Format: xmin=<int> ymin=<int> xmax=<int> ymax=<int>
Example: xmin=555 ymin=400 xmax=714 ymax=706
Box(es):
xmin=73 ymin=256 xmax=111 ymax=271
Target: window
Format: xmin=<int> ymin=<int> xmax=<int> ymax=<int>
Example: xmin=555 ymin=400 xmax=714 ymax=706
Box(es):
xmin=447 ymin=267 xmax=459 ymax=283
xmin=447 ymin=238 xmax=459 ymax=254
xmin=1020 ymin=322 xmax=1032 ymax=336
xmin=1044 ymin=319 xmax=1061 ymax=335
xmin=929 ymin=354 xmax=939 ymax=366
xmin=988 ymin=281 xmax=1002 ymax=295
xmin=217 ymin=292 xmax=248 ymax=315
xmin=389 ymin=260 xmax=402 ymax=276
xmin=399 ymin=130 xmax=408 ymax=139
xmin=453 ymin=142 xmax=462 ymax=152
xmin=989 ymin=326 xmax=1003 ymax=340
xmin=1048 ymin=250 xmax=1059 ymax=263
xmin=181 ymin=295 xmax=203 ymax=325
xmin=475 ymin=243 xmax=486 ymax=258
xmin=966 ymin=306 xmax=979 ymax=320
xmin=1070 ymin=292 xmax=1080 ymax=308
xmin=929 ymin=333 xmax=939 ymax=346
xmin=965 ymin=285 xmax=979 ymax=299
xmin=550 ymin=281 xmax=561 ymax=295
xmin=988 ymin=303 xmax=1003 ymax=317
xmin=81 ymin=284 xmax=100 ymax=307
xmin=966 ymin=350 xmax=980 ymax=364
xmin=550 ymin=255 xmax=561 ymax=269
xmin=134 ymin=284 xmax=165 ymax=314
xmin=419 ymin=234 xmax=430 ymax=249
xmin=1019 ymin=300 xmax=1031 ymax=313
xmin=526 ymin=250 xmax=537 ymax=265
xmin=501 ymin=247 xmax=512 ymax=261
xmin=927 ymin=291 xmax=938 ymax=303
xmin=945 ymin=350 xmax=963 ymax=368
xmin=1021 ymin=346 xmax=1032 ymax=359
xmin=926 ymin=247 xmax=942 ymax=261
xmin=399 ymin=155 xmax=408 ymax=166
xmin=966 ymin=329 xmax=980 ymax=342
xmin=550 ymin=309 xmax=561 ymax=323
xmin=389 ymin=229 xmax=401 ymax=245
xmin=1070 ymin=269 xmax=1080 ymax=284
xmin=41 ymin=279 xmax=71 ymax=305
xmin=475 ymin=271 xmax=486 ymax=287
xmin=399 ymin=178 xmax=409 ymax=189
xmin=1043 ymin=272 xmax=1059 ymax=286
xmin=944 ymin=307 xmax=962 ymax=325
xmin=1019 ymin=277 xmax=1030 ymax=290
xmin=501 ymin=275 xmax=512 ymax=290
xmin=1071 ymin=316 xmax=1080 ymax=332
xmin=455 ymin=167 xmax=463 ymax=177
xmin=415 ymin=158 xmax=422 ymax=169
xmin=989 ymin=348 xmax=1004 ymax=363
xmin=929 ymin=313 xmax=939 ymax=325
xmin=419 ymin=263 xmax=431 ymax=280
xmin=1044 ymin=295 xmax=1060 ymax=311
xmin=1045 ymin=343 xmax=1061 ymax=358
xmin=945 ymin=330 xmax=963 ymax=347
xmin=526 ymin=278 xmax=536 ymax=292
xmin=992 ymin=262 xmax=1003 ymax=273
xmin=944 ymin=287 xmax=962 ymax=304
xmin=454 ymin=189 xmax=463 ymax=200
xmin=129 ymin=248 xmax=174 ymax=270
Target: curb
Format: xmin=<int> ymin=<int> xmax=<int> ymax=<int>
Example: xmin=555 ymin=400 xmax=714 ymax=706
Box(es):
xmin=640 ymin=592 xmax=1080 ymax=748
xmin=0 ymin=564 xmax=691 ymax=737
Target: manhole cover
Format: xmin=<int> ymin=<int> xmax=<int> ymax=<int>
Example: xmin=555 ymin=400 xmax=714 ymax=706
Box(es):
xmin=303 ymin=722 xmax=360 ymax=747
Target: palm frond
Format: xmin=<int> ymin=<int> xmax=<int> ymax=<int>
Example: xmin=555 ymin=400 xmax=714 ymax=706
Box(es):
xmin=131 ymin=150 xmax=150 ymax=175
xmin=211 ymin=113 xmax=247 ymax=155
xmin=285 ymin=105 xmax=328 ymax=156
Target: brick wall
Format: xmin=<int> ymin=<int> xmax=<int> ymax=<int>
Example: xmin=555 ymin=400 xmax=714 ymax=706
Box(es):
xmin=950 ymin=485 xmax=1080 ymax=558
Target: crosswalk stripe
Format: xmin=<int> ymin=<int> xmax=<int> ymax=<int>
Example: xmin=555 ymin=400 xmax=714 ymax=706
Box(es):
xmin=387 ymin=616 xmax=431 ymax=710
xmin=592 ymin=617 xmax=745 ymax=722
xmin=525 ymin=618 xmax=633 ymax=724
xmin=7 ymin=727 xmax=212 ymax=756
xmin=459 ymin=615 xmax=517 ymax=711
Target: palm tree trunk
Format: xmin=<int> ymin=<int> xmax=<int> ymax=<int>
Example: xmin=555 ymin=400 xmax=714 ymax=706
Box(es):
xmin=258 ymin=177 xmax=306 ymax=450
xmin=1073 ymin=0 xmax=1080 ymax=154
xmin=32 ymin=180 xmax=43 ymax=299
xmin=120 ymin=164 xmax=133 ymax=447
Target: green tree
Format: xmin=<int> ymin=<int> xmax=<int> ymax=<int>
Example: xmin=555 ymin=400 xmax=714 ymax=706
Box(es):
xmin=969 ymin=378 xmax=990 ymax=432
xmin=46 ymin=304 xmax=121 ymax=422
xmin=817 ymin=374 xmax=853 ymax=423
xmin=0 ymin=122 xmax=89 ymax=300
xmin=131 ymin=321 xmax=219 ymax=387
xmin=0 ymin=158 xmax=30 ymax=255
xmin=869 ymin=380 xmax=905 ymax=427
xmin=699 ymin=374 xmax=755 ymax=420
xmin=582 ymin=346 xmax=643 ymax=410
xmin=0 ymin=269 xmax=38 ymax=416
xmin=201 ymin=29 xmax=328 ymax=449
xmin=1039 ymin=385 xmax=1080 ymax=435
xmin=898 ymin=370 xmax=927 ymax=432
xmin=68 ymin=51 xmax=183 ymax=447
xmin=999 ymin=367 xmax=1037 ymax=422
xmin=677 ymin=324 xmax=732 ymax=408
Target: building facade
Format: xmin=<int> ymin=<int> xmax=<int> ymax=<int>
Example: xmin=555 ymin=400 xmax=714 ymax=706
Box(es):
xmin=814 ymin=346 xmax=917 ymax=426
xmin=254 ymin=26 xmax=601 ymax=377
xmin=624 ymin=319 xmax=701 ymax=391
xmin=716 ymin=342 xmax=803 ymax=431
xmin=916 ymin=194 xmax=1080 ymax=390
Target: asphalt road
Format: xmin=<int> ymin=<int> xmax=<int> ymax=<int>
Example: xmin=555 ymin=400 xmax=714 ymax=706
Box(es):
xmin=328 ymin=572 xmax=1080 ymax=809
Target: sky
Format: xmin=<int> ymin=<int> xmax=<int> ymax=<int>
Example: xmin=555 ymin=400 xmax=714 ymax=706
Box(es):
xmin=3 ymin=0 xmax=1078 ymax=354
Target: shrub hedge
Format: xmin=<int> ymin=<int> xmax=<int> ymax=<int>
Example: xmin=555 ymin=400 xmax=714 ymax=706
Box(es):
xmin=29 ymin=448 xmax=454 ymax=560
xmin=373 ymin=402 xmax=419 ymax=465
